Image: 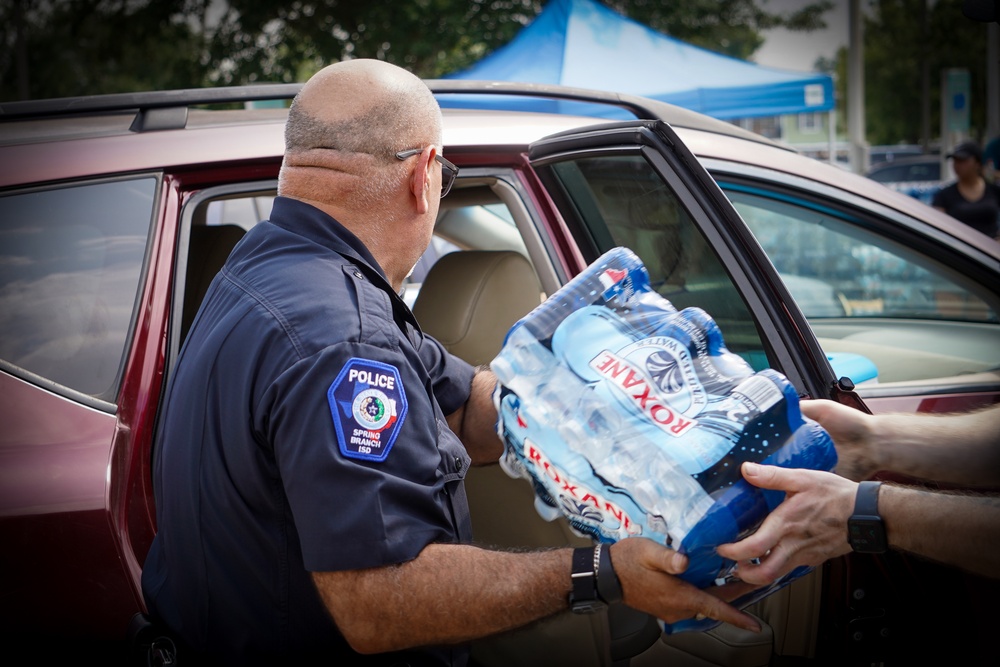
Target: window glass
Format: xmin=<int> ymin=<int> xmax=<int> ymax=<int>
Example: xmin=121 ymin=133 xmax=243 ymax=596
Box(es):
xmin=867 ymin=164 xmax=909 ymax=182
xmin=725 ymin=185 xmax=1000 ymax=387
xmin=0 ymin=178 xmax=156 ymax=399
xmin=545 ymin=154 xmax=768 ymax=368
xmin=204 ymin=194 xmax=274 ymax=231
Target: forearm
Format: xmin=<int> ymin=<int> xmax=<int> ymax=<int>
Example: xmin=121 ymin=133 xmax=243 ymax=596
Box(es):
xmin=314 ymin=544 xmax=570 ymax=654
xmin=881 ymin=484 xmax=1000 ymax=579
xmin=874 ymin=405 xmax=1000 ymax=487
xmin=314 ymin=538 xmax=761 ymax=654
xmin=449 ymin=367 xmax=504 ymax=465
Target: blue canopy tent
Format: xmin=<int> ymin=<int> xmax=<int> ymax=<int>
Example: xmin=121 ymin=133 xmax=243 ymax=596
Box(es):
xmin=444 ymin=0 xmax=834 ymax=121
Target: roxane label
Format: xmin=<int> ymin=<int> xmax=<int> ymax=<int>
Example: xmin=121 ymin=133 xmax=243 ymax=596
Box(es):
xmin=328 ymin=358 xmax=407 ymax=462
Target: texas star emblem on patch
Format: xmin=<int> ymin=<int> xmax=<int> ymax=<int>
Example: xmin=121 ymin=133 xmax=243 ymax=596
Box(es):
xmin=327 ymin=358 xmax=407 ymax=462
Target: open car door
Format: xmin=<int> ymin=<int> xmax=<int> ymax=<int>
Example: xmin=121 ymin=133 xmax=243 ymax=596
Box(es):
xmin=522 ymin=118 xmax=996 ymax=665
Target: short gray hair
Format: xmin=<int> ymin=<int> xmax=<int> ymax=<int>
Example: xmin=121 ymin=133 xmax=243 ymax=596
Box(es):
xmin=285 ymin=91 xmax=441 ymax=161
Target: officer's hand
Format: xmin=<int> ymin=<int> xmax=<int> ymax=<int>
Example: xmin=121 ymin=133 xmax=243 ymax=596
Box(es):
xmin=609 ymin=538 xmax=761 ymax=632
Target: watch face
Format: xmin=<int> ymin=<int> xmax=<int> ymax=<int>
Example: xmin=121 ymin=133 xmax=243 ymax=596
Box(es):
xmin=849 ymin=517 xmax=887 ymax=553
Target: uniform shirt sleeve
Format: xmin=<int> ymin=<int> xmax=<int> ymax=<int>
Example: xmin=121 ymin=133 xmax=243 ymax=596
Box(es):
xmin=417 ymin=332 xmax=475 ymax=416
xmin=262 ymin=340 xmax=468 ymax=573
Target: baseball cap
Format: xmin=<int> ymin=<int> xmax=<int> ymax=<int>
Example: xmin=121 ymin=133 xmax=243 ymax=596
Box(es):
xmin=947 ymin=140 xmax=983 ymax=162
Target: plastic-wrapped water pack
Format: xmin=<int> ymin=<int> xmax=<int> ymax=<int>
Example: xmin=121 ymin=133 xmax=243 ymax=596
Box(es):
xmin=490 ymin=247 xmax=837 ymax=633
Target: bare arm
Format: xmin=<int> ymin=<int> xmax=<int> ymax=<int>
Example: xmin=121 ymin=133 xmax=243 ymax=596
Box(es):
xmin=879 ymin=484 xmax=1000 ymax=578
xmin=801 ymin=399 xmax=1000 ymax=486
xmin=446 ymin=366 xmax=505 ymax=465
xmin=716 ymin=463 xmax=1000 ymax=583
xmin=313 ymin=539 xmax=761 ymax=655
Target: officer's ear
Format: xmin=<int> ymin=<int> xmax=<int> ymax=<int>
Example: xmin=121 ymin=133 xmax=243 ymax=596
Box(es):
xmin=408 ymin=146 xmax=436 ymax=216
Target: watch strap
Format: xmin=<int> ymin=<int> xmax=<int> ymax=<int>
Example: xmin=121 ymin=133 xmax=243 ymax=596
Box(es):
xmin=848 ymin=480 xmax=888 ymax=553
xmin=570 ymin=546 xmax=602 ymax=613
xmin=596 ymin=543 xmax=623 ymax=605
xmin=855 ymin=480 xmax=881 ymax=516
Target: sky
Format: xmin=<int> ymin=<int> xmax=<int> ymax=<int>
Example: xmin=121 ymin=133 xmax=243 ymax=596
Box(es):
xmin=754 ymin=0 xmax=851 ymax=72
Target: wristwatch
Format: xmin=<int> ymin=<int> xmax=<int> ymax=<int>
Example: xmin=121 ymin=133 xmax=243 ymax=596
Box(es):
xmin=570 ymin=544 xmax=623 ymax=614
xmin=847 ymin=481 xmax=888 ymax=553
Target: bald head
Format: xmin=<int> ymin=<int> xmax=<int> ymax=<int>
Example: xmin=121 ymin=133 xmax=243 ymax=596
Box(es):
xmin=285 ymin=59 xmax=442 ymax=161
xmin=277 ymin=60 xmax=446 ymax=290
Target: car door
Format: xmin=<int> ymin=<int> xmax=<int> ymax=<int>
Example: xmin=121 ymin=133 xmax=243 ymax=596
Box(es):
xmin=526 ymin=120 xmax=848 ymax=406
xmin=0 ymin=175 xmax=162 ymax=643
xmin=522 ymin=122 xmax=997 ymax=664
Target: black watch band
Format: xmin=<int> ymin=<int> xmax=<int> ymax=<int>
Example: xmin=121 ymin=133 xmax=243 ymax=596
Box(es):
xmin=596 ymin=543 xmax=623 ymax=605
xmin=569 ymin=546 xmax=603 ymax=614
xmin=847 ymin=481 xmax=888 ymax=553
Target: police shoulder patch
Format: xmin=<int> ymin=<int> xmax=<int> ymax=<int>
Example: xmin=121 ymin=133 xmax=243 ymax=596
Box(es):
xmin=327 ymin=358 xmax=408 ymax=462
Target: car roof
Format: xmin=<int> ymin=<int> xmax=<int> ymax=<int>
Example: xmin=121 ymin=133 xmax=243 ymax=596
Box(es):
xmin=0 ymin=80 xmax=783 ymax=185
xmin=2 ymin=80 xmax=995 ymax=261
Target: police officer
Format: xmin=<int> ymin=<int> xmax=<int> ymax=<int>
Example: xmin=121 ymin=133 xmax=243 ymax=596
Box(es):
xmin=141 ymin=59 xmax=760 ymax=665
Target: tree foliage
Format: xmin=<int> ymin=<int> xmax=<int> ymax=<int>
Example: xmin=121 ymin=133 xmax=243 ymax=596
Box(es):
xmin=5 ymin=0 xmax=983 ymax=148
xmin=2 ymin=0 xmax=831 ymax=102
xmin=604 ymin=0 xmax=832 ymax=61
xmin=856 ymin=0 xmax=989 ymax=145
xmin=1 ymin=0 xmax=206 ymax=100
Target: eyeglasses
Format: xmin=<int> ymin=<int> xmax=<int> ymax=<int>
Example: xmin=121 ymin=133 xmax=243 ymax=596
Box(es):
xmin=395 ymin=148 xmax=459 ymax=198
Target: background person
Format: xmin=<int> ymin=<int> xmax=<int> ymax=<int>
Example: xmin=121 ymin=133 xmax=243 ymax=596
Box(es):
xmin=717 ymin=400 xmax=1000 ymax=583
xmin=932 ymin=140 xmax=1000 ymax=239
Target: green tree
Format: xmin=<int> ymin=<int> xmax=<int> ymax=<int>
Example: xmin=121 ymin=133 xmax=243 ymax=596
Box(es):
xmin=204 ymin=0 xmax=543 ymax=85
xmin=605 ymin=0 xmax=832 ymax=60
xmin=1 ymin=0 xmax=208 ymax=101
xmin=1 ymin=0 xmax=833 ymax=102
xmin=205 ymin=0 xmax=833 ymax=83
xmin=860 ymin=0 xmax=988 ymax=145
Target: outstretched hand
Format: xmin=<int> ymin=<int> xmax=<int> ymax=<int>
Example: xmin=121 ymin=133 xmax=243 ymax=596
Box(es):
xmin=610 ymin=538 xmax=761 ymax=632
xmin=716 ymin=462 xmax=856 ymax=586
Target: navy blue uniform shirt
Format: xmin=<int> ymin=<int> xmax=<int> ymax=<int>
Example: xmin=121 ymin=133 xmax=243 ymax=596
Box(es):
xmin=142 ymin=197 xmax=475 ymax=665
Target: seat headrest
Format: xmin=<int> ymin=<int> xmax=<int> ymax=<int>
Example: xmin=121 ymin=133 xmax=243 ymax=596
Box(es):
xmin=412 ymin=250 xmax=542 ymax=367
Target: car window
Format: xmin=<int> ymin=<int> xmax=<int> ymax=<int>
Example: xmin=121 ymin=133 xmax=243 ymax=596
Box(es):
xmin=867 ymin=161 xmax=940 ymax=183
xmin=204 ymin=194 xmax=274 ymax=232
xmin=902 ymin=163 xmax=939 ymax=180
xmin=724 ymin=185 xmax=1000 ymax=389
xmin=0 ymin=178 xmax=156 ymax=401
xmin=541 ymin=154 xmax=769 ymax=370
xmin=867 ymin=164 xmax=910 ymax=182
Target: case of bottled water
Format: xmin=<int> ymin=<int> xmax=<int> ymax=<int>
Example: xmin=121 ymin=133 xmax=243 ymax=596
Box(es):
xmin=491 ymin=247 xmax=837 ymax=633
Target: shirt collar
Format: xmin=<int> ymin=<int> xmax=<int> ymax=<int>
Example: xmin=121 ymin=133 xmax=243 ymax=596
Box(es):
xmin=266 ymin=196 xmax=421 ymax=331
xmin=267 ymin=196 xmax=385 ymax=279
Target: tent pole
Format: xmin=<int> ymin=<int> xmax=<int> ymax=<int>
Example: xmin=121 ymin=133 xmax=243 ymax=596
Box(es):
xmin=848 ymin=0 xmax=869 ymax=174
xmin=828 ymin=108 xmax=836 ymax=164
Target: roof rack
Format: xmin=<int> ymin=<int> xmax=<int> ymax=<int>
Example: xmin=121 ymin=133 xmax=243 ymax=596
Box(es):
xmin=0 ymin=84 xmax=302 ymax=131
xmin=0 ymin=79 xmax=779 ymax=147
xmin=427 ymin=79 xmax=781 ymax=148
xmin=426 ymin=79 xmax=659 ymax=120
